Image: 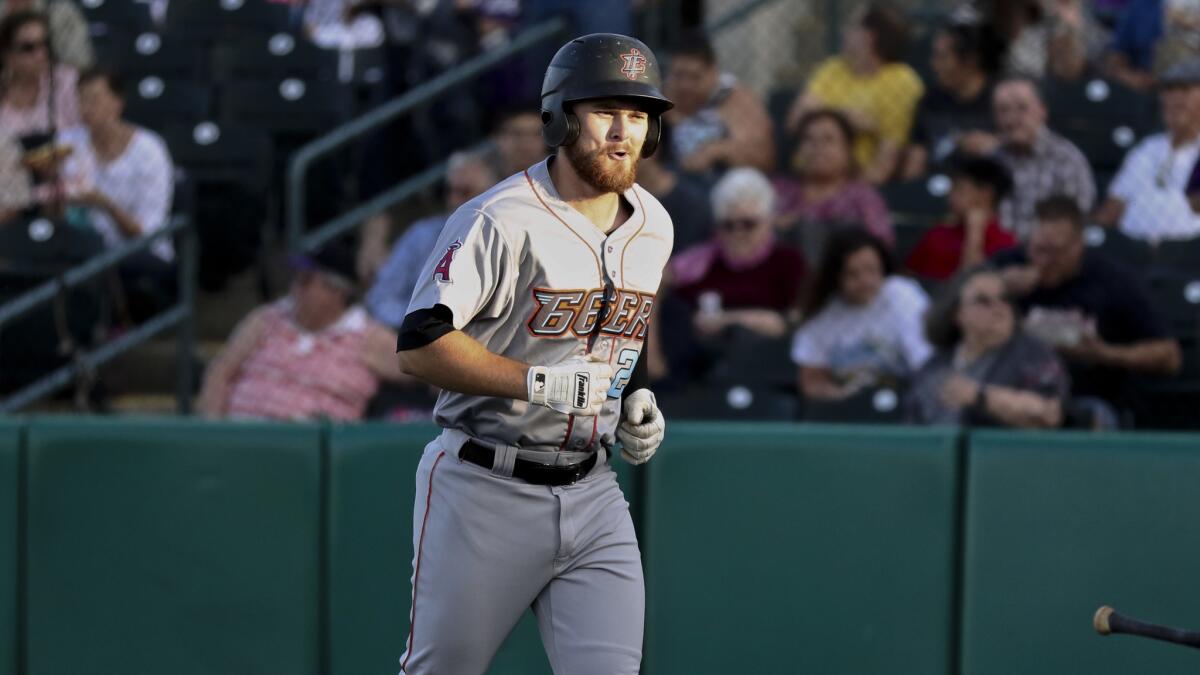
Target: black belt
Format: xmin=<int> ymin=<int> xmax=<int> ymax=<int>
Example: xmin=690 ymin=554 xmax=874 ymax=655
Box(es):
xmin=458 ymin=441 xmax=598 ymax=486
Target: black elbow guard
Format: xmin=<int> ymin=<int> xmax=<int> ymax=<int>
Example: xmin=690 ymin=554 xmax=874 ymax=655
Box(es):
xmin=397 ymin=304 xmax=455 ymax=352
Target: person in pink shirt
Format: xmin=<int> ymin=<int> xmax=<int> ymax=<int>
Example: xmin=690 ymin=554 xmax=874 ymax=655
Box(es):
xmin=773 ymin=108 xmax=894 ymax=252
xmin=197 ymin=241 xmax=413 ymax=421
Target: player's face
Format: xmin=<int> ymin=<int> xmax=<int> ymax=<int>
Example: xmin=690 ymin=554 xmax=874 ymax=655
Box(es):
xmin=565 ymin=99 xmax=649 ymax=194
xmin=1029 ymin=218 xmax=1084 ymax=287
xmin=956 ymin=273 xmax=1014 ymax=345
xmin=838 ymin=245 xmax=884 ymax=306
xmin=79 ymin=78 xmax=124 ymax=130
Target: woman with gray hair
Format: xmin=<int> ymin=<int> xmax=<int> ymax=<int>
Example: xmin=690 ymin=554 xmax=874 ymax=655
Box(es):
xmin=646 ymin=167 xmax=806 ymax=382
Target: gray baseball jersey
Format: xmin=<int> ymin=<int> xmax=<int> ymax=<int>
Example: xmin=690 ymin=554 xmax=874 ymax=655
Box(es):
xmin=398 ymin=157 xmax=673 ymax=675
xmin=406 ymin=157 xmax=673 ymax=452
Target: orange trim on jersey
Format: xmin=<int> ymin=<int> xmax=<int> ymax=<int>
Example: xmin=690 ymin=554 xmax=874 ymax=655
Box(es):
xmin=523 ymin=169 xmax=603 ymax=281
xmin=402 ymin=450 xmax=446 ymax=673
xmin=619 ymin=189 xmax=650 ymax=286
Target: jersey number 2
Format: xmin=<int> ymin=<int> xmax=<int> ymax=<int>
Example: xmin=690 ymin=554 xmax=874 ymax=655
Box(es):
xmin=607 ymin=348 xmax=640 ymax=399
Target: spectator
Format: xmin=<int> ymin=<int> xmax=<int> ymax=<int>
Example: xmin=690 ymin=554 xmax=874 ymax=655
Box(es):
xmin=1093 ymin=56 xmax=1200 ymax=241
xmin=792 ymin=227 xmax=932 ymax=401
xmin=908 ymin=155 xmax=1018 ymax=282
xmin=366 ymin=151 xmax=497 ymax=330
xmin=0 ymin=10 xmax=78 ymax=136
xmin=197 ymin=240 xmax=410 ymax=421
xmin=785 ymin=2 xmax=923 ymax=184
xmin=906 ymin=265 xmax=1070 ymax=427
xmin=635 ymin=118 xmax=713 ymax=252
xmin=773 ymin=108 xmax=894 ymax=249
xmin=662 ymin=31 xmax=775 ymax=179
xmin=301 ymin=0 xmax=385 ymax=50
xmin=992 ymin=195 xmax=1182 ymax=423
xmin=492 ymin=106 xmax=547 ymax=178
xmin=56 ymin=68 xmax=174 ymax=319
xmin=988 ymin=0 xmax=1109 ymax=81
xmin=669 ymin=167 xmax=806 ymax=337
xmin=0 ymin=0 xmax=92 ymax=70
xmin=1105 ymin=0 xmax=1163 ymax=90
xmin=902 ymin=19 xmax=1003 ymax=178
xmin=982 ymin=77 xmax=1096 ymax=239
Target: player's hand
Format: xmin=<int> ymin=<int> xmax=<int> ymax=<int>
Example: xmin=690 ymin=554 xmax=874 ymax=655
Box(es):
xmin=617 ymin=388 xmax=665 ymax=465
xmin=527 ymin=355 xmax=612 ymax=417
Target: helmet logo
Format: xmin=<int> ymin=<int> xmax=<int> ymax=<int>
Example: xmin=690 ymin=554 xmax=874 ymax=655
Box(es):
xmin=620 ymin=48 xmax=647 ymax=81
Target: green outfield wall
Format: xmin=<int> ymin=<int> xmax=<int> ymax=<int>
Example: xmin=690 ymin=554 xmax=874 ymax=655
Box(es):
xmin=0 ymin=418 xmax=1196 ymax=674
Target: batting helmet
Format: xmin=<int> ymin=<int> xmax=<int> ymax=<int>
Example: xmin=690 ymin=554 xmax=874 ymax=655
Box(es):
xmin=540 ymin=33 xmax=674 ymax=158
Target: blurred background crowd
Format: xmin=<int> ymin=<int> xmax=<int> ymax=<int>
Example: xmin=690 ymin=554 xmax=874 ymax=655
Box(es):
xmin=1 ymin=0 xmax=1199 ymax=431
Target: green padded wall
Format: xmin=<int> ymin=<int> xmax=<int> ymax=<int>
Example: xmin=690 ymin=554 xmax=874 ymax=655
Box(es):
xmin=961 ymin=431 xmax=1200 ymax=675
xmin=326 ymin=423 xmax=638 ymax=675
xmin=0 ymin=422 xmax=19 ymax=675
xmin=642 ymin=423 xmax=961 ymax=675
xmin=24 ymin=418 xmax=323 ymax=675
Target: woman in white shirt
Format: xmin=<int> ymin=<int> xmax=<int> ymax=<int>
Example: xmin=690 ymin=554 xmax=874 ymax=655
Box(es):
xmin=792 ymin=226 xmax=932 ymax=401
xmin=61 ymin=67 xmax=175 ymax=319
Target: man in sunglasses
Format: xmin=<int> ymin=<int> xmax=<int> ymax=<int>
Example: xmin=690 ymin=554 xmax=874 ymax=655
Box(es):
xmin=392 ymin=34 xmax=673 ymax=674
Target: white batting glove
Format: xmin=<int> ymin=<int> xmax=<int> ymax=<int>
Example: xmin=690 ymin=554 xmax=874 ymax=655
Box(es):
xmin=617 ymin=388 xmax=665 ymax=465
xmin=527 ymin=356 xmax=613 ymax=417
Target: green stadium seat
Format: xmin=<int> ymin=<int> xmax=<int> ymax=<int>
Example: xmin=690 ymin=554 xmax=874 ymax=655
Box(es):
xmin=658 ymin=385 xmax=798 ymax=421
xmin=219 ymin=79 xmax=353 ymax=134
xmin=161 ymin=122 xmax=274 ymax=190
xmin=1083 ymin=226 xmax=1155 ymax=269
xmin=880 ymin=175 xmax=949 ymax=222
xmin=165 ymin=0 xmax=295 ymax=38
xmin=95 ymin=31 xmax=207 ymax=80
xmin=211 ymin=33 xmax=341 ymax=82
xmin=78 ymin=0 xmax=152 ymax=33
xmin=124 ymin=77 xmax=213 ymax=129
xmin=799 ymin=386 xmax=906 ymax=424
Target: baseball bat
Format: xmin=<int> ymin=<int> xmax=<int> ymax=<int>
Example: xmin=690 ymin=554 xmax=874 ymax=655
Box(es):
xmin=1094 ymin=605 xmax=1200 ymax=649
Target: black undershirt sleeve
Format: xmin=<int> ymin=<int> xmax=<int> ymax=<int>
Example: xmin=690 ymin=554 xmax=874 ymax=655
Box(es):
xmin=623 ymin=329 xmax=651 ymax=399
xmin=397 ymin=304 xmax=456 ymax=352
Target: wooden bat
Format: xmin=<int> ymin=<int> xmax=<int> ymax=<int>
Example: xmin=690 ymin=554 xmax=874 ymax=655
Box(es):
xmin=1094 ymin=605 xmax=1200 ymax=649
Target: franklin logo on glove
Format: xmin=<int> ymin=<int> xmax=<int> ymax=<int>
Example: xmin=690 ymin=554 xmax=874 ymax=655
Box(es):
xmin=574 ymin=373 xmax=590 ymax=408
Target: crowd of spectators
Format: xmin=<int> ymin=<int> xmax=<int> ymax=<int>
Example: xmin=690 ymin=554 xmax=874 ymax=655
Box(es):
xmin=3 ymin=0 xmax=1200 ymax=430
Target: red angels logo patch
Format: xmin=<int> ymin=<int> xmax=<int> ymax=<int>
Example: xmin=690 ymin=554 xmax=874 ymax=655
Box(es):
xmin=432 ymin=239 xmax=462 ymax=283
xmin=620 ymin=48 xmax=647 ymax=81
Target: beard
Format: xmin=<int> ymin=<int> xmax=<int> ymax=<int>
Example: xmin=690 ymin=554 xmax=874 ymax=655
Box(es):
xmin=564 ymin=141 xmax=640 ymax=194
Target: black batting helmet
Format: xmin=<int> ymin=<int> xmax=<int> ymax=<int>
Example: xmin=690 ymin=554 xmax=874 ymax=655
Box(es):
xmin=540 ymin=33 xmax=674 ymax=157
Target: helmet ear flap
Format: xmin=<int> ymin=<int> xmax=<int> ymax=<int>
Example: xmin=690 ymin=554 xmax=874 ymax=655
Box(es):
xmin=642 ymin=115 xmax=661 ymax=158
xmin=540 ymin=101 xmax=580 ymax=148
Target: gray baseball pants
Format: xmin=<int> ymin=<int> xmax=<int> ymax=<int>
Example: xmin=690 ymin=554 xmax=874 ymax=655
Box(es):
xmin=398 ymin=432 xmax=644 ymax=674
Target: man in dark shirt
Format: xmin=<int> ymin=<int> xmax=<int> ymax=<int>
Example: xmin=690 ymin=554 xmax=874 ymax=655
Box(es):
xmin=991 ymin=195 xmax=1182 ymax=420
xmin=903 ymin=20 xmax=1002 ymax=178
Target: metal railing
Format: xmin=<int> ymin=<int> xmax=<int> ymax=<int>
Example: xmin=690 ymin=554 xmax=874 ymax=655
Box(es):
xmin=287 ymin=0 xmax=790 ymax=253
xmin=286 ymin=16 xmax=571 ymax=250
xmin=0 ymin=215 xmax=197 ymax=414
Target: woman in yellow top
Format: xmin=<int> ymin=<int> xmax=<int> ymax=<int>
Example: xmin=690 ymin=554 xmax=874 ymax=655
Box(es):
xmin=786 ymin=2 xmax=924 ymax=185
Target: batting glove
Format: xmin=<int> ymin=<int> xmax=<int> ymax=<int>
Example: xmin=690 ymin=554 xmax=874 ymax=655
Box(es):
xmin=617 ymin=388 xmax=665 ymax=465
xmin=527 ymin=356 xmax=613 ymax=417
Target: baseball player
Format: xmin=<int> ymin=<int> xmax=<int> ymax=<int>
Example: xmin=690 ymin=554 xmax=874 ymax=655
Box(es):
xmin=393 ymin=33 xmax=673 ymax=675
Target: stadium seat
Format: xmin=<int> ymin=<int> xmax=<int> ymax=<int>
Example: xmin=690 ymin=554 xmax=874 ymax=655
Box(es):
xmin=77 ymin=0 xmax=152 ymax=34
xmin=1154 ymin=236 xmax=1200 ymax=270
xmin=95 ymin=32 xmax=207 ymax=80
xmin=800 ymin=386 xmax=906 ymax=424
xmin=893 ymin=219 xmax=930 ymax=260
xmin=767 ymin=86 xmax=800 ymax=165
xmin=703 ymin=328 xmax=794 ymax=389
xmin=1046 ymin=78 xmax=1154 ymax=173
xmin=161 ymin=122 xmax=273 ymax=190
xmin=658 ymin=385 xmax=799 ymax=421
xmin=123 ymin=78 xmax=213 ymax=129
xmin=1083 ymin=225 xmax=1154 ymax=268
xmin=880 ymin=175 xmax=949 ymax=222
xmin=164 ymin=0 xmax=296 ymax=38
xmin=1143 ymin=270 xmax=1200 ymax=340
xmin=211 ymin=33 xmax=341 ymax=82
xmin=218 ymin=79 xmax=352 ymax=134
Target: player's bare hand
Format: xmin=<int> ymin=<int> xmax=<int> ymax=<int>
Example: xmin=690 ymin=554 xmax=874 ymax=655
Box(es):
xmin=527 ymin=356 xmax=613 ymax=417
xmin=617 ymin=388 xmax=665 ymax=465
